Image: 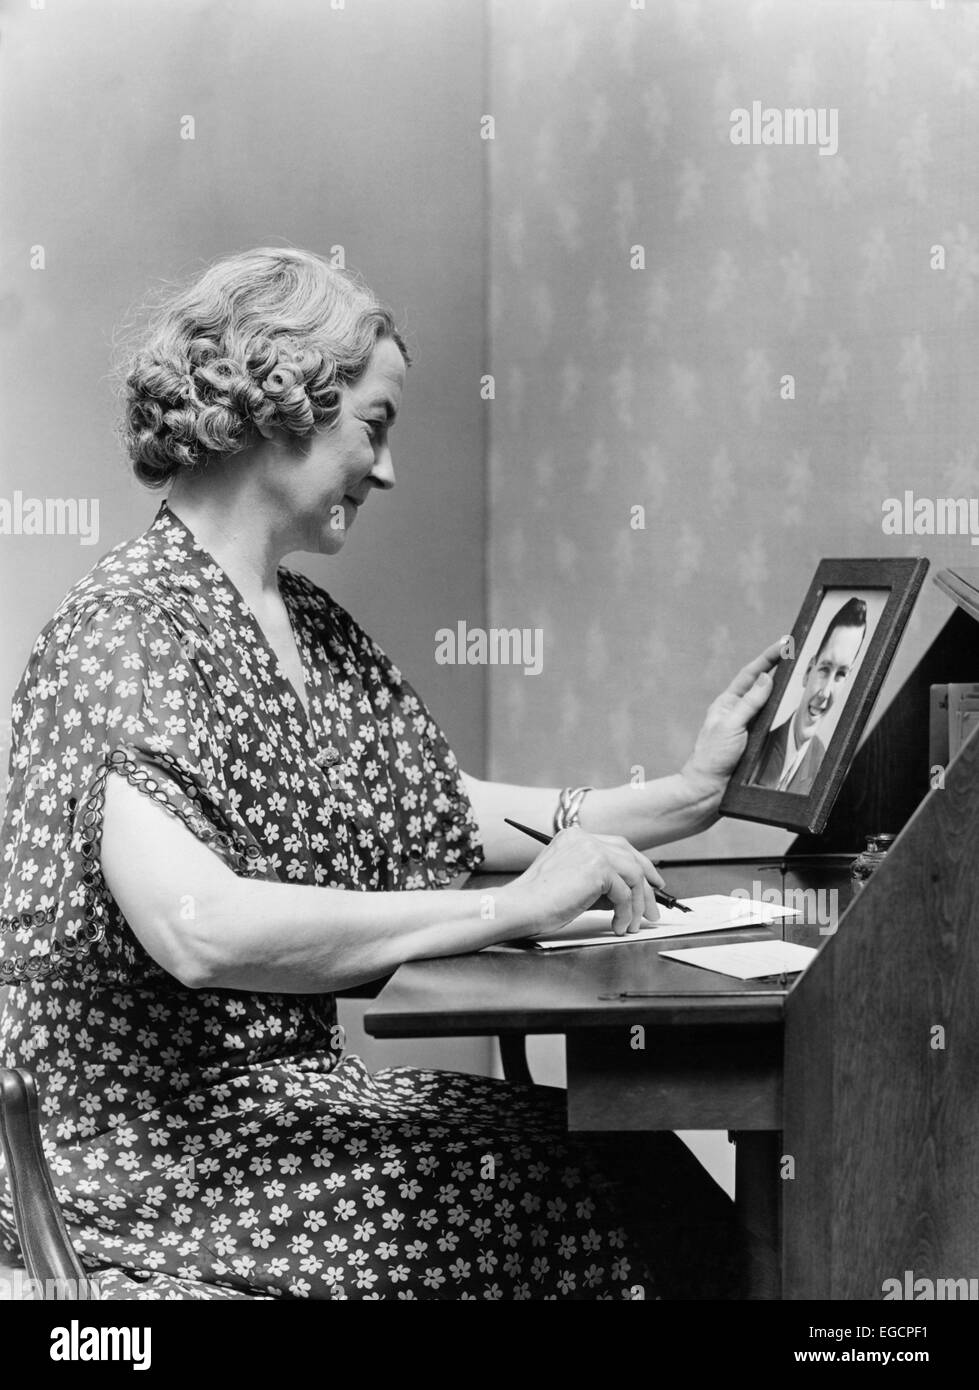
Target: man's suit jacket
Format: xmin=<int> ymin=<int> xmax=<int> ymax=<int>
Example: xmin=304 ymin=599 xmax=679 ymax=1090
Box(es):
xmin=750 ymin=718 xmax=827 ymax=795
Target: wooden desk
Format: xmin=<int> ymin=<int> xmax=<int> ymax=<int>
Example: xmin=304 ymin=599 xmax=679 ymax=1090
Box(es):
xmin=366 ymin=857 xmax=853 ymax=1299
xmin=368 ymin=595 xmax=979 ymax=1300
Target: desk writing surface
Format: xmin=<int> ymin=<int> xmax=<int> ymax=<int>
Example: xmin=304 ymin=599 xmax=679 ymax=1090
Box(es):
xmin=365 ymin=860 xmax=848 ymax=1038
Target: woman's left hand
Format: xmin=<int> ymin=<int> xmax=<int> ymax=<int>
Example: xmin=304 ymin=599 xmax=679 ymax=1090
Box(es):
xmin=680 ymin=639 xmax=786 ymax=810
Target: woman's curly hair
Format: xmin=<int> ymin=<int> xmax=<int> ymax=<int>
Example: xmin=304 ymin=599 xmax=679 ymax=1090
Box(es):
xmin=121 ymin=247 xmax=409 ymax=487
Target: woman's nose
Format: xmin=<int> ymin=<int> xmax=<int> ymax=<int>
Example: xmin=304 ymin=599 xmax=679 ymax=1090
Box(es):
xmin=369 ymin=444 xmax=395 ymax=490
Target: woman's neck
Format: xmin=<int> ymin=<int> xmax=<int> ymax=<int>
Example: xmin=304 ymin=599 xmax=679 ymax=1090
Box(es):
xmin=166 ymin=468 xmax=292 ymax=613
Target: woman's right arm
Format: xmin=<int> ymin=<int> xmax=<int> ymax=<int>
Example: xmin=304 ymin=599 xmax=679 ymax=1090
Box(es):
xmin=100 ymin=774 xmax=663 ymax=994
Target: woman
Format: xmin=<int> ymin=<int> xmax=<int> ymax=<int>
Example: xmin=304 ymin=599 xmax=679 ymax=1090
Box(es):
xmin=0 ymin=248 xmax=777 ymax=1300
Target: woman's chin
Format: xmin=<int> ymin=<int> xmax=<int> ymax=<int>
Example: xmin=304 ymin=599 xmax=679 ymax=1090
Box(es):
xmin=314 ymin=510 xmax=354 ymax=553
xmin=319 ymin=527 xmax=348 ymax=554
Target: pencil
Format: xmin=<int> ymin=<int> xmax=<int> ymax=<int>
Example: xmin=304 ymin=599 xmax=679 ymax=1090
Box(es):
xmin=503 ymin=817 xmax=692 ymax=913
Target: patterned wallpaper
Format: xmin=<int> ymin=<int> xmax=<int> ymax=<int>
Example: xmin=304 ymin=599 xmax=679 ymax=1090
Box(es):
xmin=486 ymin=0 xmax=979 ymax=856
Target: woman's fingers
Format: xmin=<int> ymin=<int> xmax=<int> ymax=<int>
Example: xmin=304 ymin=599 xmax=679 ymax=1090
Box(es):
xmin=603 ymin=872 xmax=638 ymax=936
xmin=594 ymin=834 xmax=665 ymax=890
xmin=601 ymin=844 xmax=660 ymax=934
xmin=628 ymin=862 xmax=645 ymax=933
xmin=736 ymin=668 xmax=774 ymax=721
xmin=725 ymin=639 xmax=785 ymax=699
xmin=594 ymin=834 xmax=665 ymax=932
xmin=545 ymin=827 xmax=664 ymax=935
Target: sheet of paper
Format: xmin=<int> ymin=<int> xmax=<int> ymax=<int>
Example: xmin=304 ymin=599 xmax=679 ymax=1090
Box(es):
xmin=519 ymin=895 xmax=800 ymax=951
xmin=658 ymin=939 xmax=817 ymax=980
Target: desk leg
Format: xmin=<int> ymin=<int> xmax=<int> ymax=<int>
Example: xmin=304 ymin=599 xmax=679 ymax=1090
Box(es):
xmin=732 ymin=1130 xmax=782 ymax=1300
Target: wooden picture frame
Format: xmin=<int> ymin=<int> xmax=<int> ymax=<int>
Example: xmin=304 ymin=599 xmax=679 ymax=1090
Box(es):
xmin=719 ymin=557 xmax=929 ymax=834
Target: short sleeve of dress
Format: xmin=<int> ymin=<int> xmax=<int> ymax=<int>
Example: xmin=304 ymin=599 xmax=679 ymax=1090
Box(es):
xmin=0 ymin=593 xmax=261 ymax=986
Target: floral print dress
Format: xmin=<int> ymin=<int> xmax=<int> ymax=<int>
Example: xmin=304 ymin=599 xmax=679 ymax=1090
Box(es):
xmin=0 ymin=502 xmax=738 ymax=1300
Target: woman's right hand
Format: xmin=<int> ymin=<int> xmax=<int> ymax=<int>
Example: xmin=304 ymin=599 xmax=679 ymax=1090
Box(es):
xmin=498 ymin=826 xmax=664 ymax=940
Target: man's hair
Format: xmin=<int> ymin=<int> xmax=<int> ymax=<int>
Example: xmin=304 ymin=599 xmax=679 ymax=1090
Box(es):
xmin=120 ymin=247 xmax=409 ymax=488
xmin=814 ymin=596 xmax=867 ymax=664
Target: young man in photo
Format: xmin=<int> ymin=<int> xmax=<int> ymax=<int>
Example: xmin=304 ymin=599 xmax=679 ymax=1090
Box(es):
xmin=750 ymin=597 xmax=868 ymax=796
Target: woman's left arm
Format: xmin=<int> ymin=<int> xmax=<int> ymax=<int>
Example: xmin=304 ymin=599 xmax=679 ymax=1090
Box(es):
xmin=462 ymin=639 xmax=783 ymax=872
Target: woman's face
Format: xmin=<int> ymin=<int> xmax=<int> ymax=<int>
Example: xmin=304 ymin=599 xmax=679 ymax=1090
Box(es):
xmin=270 ymin=335 xmax=405 ymax=556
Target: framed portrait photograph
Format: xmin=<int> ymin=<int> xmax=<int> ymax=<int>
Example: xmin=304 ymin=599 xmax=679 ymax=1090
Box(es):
xmin=720 ymin=557 xmax=930 ymax=834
